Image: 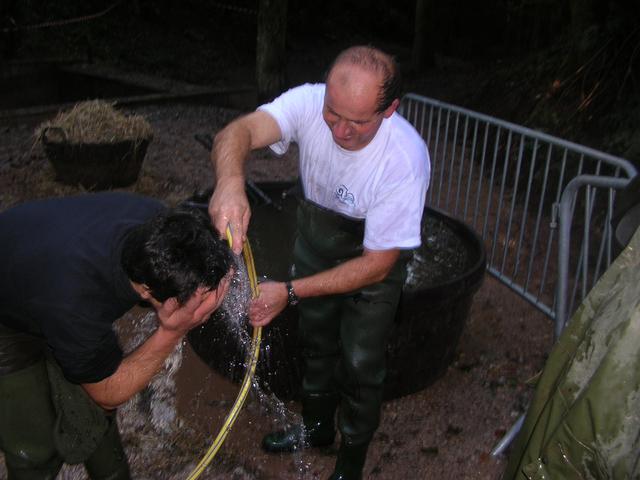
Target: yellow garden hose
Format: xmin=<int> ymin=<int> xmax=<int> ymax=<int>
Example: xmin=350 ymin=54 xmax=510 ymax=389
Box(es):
xmin=186 ymin=229 xmax=262 ymax=480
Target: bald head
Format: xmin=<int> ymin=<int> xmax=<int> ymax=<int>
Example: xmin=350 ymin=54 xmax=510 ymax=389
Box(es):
xmin=327 ymin=46 xmax=401 ymax=113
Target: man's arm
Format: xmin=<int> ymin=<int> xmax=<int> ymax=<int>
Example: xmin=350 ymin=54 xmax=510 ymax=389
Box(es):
xmin=249 ymin=249 xmax=400 ymax=327
xmin=209 ymin=110 xmax=282 ymax=254
xmin=82 ymin=282 xmax=228 ymax=410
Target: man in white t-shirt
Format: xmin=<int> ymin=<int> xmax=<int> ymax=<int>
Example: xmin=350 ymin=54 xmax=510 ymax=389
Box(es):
xmin=209 ymin=45 xmax=430 ymax=480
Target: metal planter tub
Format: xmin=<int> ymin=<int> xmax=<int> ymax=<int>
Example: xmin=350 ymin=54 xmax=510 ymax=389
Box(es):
xmin=188 ymin=182 xmax=486 ymax=401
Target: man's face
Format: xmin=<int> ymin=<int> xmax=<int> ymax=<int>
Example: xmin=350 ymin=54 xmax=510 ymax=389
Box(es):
xmin=322 ymin=64 xmax=396 ymax=151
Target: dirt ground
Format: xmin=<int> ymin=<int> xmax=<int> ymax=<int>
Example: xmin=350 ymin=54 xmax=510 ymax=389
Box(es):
xmin=2 ymin=2 xmax=633 ymax=477
xmin=0 ymin=99 xmax=555 ymax=479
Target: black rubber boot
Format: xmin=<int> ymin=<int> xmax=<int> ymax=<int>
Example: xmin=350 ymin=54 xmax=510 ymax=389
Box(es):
xmin=0 ymin=360 xmax=64 ymax=480
xmin=327 ymin=441 xmax=370 ymax=480
xmin=83 ymin=414 xmax=131 ymax=480
xmin=262 ymin=392 xmax=338 ymax=453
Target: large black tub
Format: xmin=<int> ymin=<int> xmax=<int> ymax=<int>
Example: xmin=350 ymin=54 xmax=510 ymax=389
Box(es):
xmin=187 ymin=182 xmax=485 ymax=400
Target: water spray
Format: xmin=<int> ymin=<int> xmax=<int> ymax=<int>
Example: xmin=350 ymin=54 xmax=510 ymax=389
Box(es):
xmin=185 ymin=228 xmax=262 ymax=480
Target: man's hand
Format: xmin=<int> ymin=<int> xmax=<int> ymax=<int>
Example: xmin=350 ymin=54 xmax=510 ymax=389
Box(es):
xmin=208 ymin=177 xmax=250 ymax=255
xmin=151 ymin=277 xmax=230 ymax=334
xmin=248 ymin=281 xmax=288 ymax=327
xmin=209 ymin=111 xmax=283 ymax=254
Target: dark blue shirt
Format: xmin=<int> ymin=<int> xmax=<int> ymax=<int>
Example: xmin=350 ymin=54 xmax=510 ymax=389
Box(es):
xmin=0 ymin=192 xmax=165 ymax=383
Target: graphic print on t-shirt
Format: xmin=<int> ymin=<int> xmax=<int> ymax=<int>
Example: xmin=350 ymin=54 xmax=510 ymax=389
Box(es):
xmin=335 ymin=184 xmax=355 ymax=206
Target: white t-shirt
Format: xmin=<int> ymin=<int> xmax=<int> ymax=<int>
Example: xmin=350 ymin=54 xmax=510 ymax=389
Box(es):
xmin=259 ymin=83 xmax=430 ymax=250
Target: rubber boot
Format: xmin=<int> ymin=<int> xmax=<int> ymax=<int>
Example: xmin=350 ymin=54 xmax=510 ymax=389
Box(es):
xmin=262 ymin=392 xmax=338 ymax=452
xmin=0 ymin=361 xmax=64 ymax=480
xmin=83 ymin=414 xmax=131 ymax=480
xmin=327 ymin=440 xmax=370 ymax=480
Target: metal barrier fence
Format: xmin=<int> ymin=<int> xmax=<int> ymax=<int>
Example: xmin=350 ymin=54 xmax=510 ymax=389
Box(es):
xmin=400 ymin=93 xmax=638 ymax=456
xmin=399 ymin=93 xmax=637 ymax=338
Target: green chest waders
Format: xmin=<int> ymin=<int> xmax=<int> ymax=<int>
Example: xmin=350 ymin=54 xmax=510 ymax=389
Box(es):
xmin=294 ymin=199 xmax=408 ymax=448
xmin=0 ymin=324 xmax=130 ymax=480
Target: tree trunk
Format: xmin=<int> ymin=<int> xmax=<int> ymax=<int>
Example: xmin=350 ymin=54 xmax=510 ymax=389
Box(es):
xmin=131 ymin=0 xmax=141 ymax=17
xmin=0 ymin=0 xmax=19 ymax=59
xmin=569 ymin=0 xmax=600 ymax=34
xmin=569 ymin=0 xmax=603 ymax=58
xmin=256 ymin=0 xmax=288 ymax=104
xmin=411 ymin=0 xmax=435 ymax=72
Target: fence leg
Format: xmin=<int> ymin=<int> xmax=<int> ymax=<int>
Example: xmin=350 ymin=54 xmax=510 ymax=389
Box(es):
xmin=490 ymin=414 xmax=524 ymax=457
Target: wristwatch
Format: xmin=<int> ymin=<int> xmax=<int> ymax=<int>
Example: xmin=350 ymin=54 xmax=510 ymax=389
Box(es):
xmin=285 ymin=281 xmax=299 ymax=306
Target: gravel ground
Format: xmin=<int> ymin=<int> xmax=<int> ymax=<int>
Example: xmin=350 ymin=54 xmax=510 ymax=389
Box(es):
xmin=0 ymin=102 xmax=554 ymax=479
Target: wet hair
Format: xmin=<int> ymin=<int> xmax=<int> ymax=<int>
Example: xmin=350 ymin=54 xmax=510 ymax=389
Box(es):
xmin=121 ymin=206 xmax=233 ymax=304
xmin=326 ymin=45 xmax=402 ymax=113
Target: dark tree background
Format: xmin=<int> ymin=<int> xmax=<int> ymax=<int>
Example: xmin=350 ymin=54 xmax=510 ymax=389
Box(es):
xmin=1 ymin=0 xmax=639 ymax=162
xmin=256 ymin=0 xmax=287 ymax=103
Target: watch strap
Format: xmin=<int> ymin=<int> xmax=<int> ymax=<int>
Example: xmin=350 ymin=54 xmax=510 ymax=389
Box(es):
xmin=285 ymin=281 xmax=299 ymax=306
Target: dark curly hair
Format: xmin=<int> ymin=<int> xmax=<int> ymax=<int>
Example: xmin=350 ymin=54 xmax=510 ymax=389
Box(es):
xmin=121 ymin=206 xmax=233 ymax=304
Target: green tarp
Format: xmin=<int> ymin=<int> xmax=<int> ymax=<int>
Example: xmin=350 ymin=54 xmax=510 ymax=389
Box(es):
xmin=504 ymin=226 xmax=640 ymax=479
